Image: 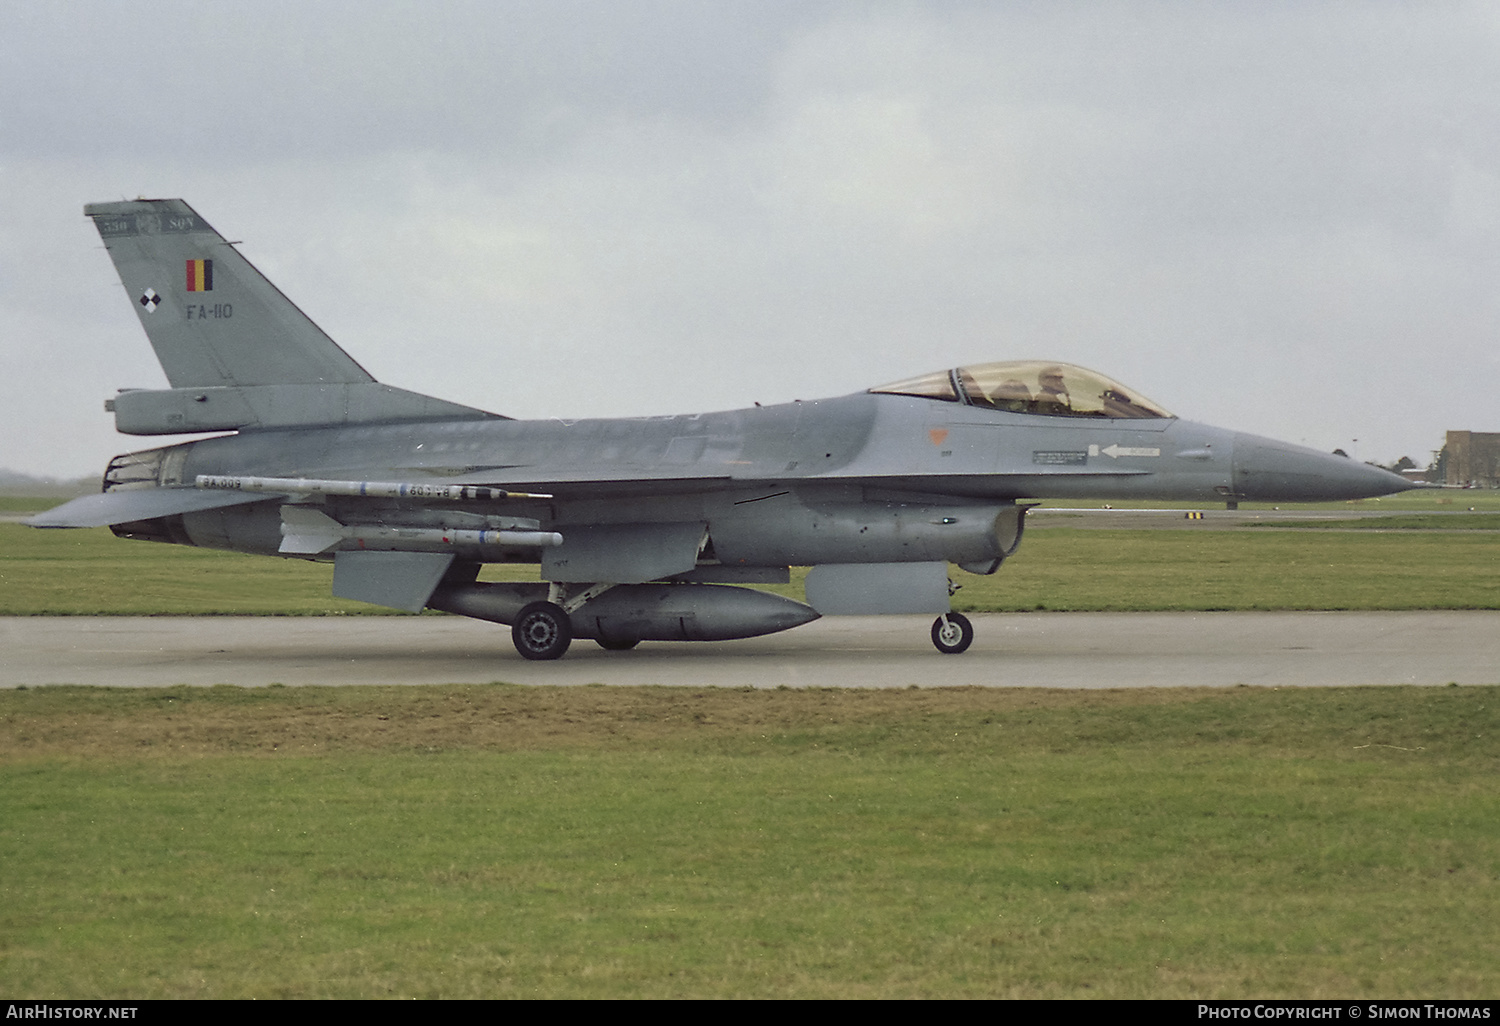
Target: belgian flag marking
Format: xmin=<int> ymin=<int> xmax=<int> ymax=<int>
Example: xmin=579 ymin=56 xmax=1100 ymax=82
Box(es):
xmin=185 ymin=258 xmax=214 ymax=292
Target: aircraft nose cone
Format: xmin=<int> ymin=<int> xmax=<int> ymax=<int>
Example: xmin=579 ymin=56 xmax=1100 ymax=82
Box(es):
xmin=1232 ymin=434 xmax=1412 ymax=502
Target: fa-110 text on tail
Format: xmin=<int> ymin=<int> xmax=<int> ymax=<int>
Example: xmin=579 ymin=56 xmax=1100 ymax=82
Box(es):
xmin=32 ymin=199 xmax=1412 ymax=659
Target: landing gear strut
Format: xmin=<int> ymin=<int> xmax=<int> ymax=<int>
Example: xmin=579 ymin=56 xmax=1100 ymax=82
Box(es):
xmin=931 ymin=612 xmax=973 ymax=654
xmin=512 ymin=601 xmax=572 ymax=660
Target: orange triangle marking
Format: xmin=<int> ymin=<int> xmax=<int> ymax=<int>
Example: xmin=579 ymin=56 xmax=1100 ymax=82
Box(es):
xmin=929 ymin=428 xmax=949 ymax=446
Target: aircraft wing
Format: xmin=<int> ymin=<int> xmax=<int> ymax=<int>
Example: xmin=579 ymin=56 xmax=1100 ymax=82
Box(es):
xmin=27 ymin=487 xmax=287 ymax=528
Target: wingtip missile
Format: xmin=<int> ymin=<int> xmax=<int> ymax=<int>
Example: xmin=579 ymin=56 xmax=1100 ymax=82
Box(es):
xmin=197 ymin=475 xmax=553 ymax=502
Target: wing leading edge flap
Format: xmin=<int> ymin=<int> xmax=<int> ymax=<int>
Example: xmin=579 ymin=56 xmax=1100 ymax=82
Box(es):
xmin=27 ymin=487 xmax=286 ymax=528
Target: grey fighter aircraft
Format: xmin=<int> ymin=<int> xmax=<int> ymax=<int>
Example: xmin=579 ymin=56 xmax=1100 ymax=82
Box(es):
xmin=32 ymin=199 xmax=1412 ymax=659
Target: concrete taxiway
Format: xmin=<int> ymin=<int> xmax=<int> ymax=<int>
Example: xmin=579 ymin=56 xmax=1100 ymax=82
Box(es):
xmin=3 ymin=612 xmax=1496 ymax=689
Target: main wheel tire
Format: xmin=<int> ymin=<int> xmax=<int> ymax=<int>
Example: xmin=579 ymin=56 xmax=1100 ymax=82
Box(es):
xmin=931 ymin=612 xmax=974 ymax=654
xmin=512 ymin=601 xmax=573 ymax=660
xmin=596 ymin=637 xmax=640 ymax=651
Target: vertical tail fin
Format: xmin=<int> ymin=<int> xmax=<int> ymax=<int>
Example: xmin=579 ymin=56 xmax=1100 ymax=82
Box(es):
xmin=86 ymin=198 xmax=372 ymax=388
xmin=86 ymin=199 xmax=497 ymax=433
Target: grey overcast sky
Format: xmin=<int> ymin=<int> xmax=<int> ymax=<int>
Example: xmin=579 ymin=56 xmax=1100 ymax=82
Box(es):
xmin=3 ymin=1 xmax=1497 ymax=478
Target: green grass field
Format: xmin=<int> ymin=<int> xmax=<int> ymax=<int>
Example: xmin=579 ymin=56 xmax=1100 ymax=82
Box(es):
xmin=1035 ymin=493 xmax=1500 ymax=513
xmin=952 ymin=528 xmax=1500 ymax=611
xmin=5 ymin=494 xmax=1497 ymax=998
xmin=1246 ymin=514 xmax=1500 ymax=530
xmin=4 ymin=513 xmax=1498 ymax=615
xmin=2 ymin=683 xmax=1496 ymax=998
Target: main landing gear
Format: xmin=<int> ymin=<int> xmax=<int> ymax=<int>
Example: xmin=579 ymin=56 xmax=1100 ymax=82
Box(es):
xmin=509 ymin=587 xmax=974 ymax=659
xmin=510 ymin=600 xmax=640 ymax=658
xmin=512 ymin=601 xmax=572 ymax=661
xmin=513 ymin=583 xmax=627 ymax=660
xmin=930 ymin=612 xmax=973 ymax=654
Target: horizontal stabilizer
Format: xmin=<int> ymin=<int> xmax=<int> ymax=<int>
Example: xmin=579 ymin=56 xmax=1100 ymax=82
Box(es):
xmin=27 ymin=487 xmax=285 ymax=529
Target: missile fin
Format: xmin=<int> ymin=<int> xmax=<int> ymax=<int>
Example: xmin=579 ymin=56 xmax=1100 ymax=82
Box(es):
xmin=278 ymin=505 xmax=344 ymax=555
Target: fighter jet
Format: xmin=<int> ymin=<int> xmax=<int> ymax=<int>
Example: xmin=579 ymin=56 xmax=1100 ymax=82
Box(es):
xmin=31 ymin=199 xmax=1412 ymax=659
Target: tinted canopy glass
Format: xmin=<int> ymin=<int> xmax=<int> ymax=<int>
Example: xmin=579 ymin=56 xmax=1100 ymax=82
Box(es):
xmin=871 ymin=361 xmax=1173 ymax=419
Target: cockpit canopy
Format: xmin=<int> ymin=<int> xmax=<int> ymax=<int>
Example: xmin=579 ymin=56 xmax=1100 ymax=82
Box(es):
xmin=869 ymin=361 xmax=1174 ymax=420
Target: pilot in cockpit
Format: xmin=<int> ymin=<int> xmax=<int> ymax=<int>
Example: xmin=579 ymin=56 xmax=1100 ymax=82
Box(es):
xmin=1034 ymin=366 xmax=1072 ymax=415
xmin=989 ymin=378 xmax=1032 ymax=413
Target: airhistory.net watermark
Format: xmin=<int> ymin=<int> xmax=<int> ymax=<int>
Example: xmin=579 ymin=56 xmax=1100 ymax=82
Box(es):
xmin=5 ymin=1007 xmax=138 ymax=1020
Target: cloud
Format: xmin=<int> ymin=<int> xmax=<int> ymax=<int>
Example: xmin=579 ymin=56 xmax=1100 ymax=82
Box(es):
xmin=3 ymin=1 xmax=1498 ymax=476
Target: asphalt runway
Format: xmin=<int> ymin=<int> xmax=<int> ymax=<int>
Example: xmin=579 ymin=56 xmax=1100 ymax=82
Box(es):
xmin=3 ymin=611 xmax=1496 ymax=689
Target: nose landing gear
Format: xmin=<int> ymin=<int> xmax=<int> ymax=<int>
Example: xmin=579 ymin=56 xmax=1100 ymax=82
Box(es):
xmin=931 ymin=612 xmax=973 ymax=654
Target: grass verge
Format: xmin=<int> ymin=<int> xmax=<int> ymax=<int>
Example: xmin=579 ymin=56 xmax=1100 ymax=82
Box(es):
xmin=4 ymin=522 xmax=1498 ymax=614
xmin=1244 ymin=514 xmax=1500 ymax=530
xmin=1 ymin=684 xmax=1496 ymax=998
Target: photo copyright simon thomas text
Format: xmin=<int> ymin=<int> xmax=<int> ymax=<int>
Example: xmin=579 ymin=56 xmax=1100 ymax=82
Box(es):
xmin=1199 ymin=1006 xmax=1492 ymax=1021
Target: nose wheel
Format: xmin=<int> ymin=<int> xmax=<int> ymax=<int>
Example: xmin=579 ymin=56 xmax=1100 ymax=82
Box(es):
xmin=931 ymin=612 xmax=973 ymax=654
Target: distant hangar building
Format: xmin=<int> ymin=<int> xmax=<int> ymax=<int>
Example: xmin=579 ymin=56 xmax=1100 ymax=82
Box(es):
xmin=1443 ymin=431 xmax=1500 ymax=488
